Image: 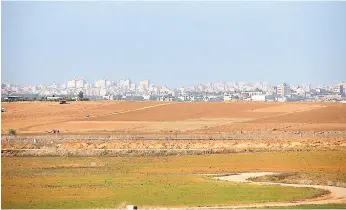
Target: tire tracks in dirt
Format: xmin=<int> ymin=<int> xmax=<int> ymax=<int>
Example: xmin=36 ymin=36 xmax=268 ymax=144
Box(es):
xmin=21 ymin=103 xmax=172 ymax=131
xmin=198 ymin=104 xmax=326 ymax=132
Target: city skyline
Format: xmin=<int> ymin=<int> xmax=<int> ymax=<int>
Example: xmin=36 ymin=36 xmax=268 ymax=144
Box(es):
xmin=2 ymin=75 xmax=345 ymax=103
xmin=2 ymin=1 xmax=346 ymax=86
xmin=2 ymin=76 xmax=345 ymax=88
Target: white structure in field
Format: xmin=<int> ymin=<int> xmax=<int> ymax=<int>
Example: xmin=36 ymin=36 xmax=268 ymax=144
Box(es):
xmin=223 ymin=95 xmax=233 ymax=101
xmin=277 ymin=97 xmax=287 ymax=102
xmin=103 ymin=95 xmax=114 ymax=100
xmin=251 ymin=95 xmax=275 ymax=102
xmin=251 ymin=95 xmax=266 ymax=101
xmin=47 ymin=96 xmax=62 ymax=100
xmin=143 ymin=95 xmax=150 ymax=100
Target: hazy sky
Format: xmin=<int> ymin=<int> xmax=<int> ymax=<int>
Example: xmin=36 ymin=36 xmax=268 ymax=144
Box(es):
xmin=2 ymin=1 xmax=346 ymax=87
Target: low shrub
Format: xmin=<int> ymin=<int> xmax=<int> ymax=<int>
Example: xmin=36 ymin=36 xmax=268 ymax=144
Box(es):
xmin=8 ymin=129 xmax=16 ymax=136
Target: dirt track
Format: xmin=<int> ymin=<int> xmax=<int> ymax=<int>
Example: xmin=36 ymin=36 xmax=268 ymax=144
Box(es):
xmin=212 ymin=172 xmax=346 ymax=208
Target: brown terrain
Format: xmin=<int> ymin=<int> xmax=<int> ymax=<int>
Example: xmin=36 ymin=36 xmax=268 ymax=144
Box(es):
xmin=1 ymin=101 xmax=346 ymax=154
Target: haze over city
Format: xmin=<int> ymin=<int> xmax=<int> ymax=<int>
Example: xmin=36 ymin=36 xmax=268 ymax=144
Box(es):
xmin=2 ymin=2 xmax=346 ymax=209
xmin=2 ymin=1 xmax=346 ymax=87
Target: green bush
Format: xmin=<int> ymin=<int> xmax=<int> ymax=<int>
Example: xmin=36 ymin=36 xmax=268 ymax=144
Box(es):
xmin=8 ymin=128 xmax=17 ymax=136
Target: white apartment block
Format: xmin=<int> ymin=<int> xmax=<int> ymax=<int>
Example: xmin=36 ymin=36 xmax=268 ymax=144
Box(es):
xmin=296 ymin=88 xmax=306 ymax=96
xmin=332 ymin=82 xmax=346 ymax=94
xmin=139 ymin=80 xmax=150 ymax=90
xmin=106 ymin=80 xmax=112 ymax=87
xmin=100 ymin=88 xmax=107 ymax=96
xmin=130 ymin=83 xmax=136 ymax=91
xmin=119 ymin=79 xmax=131 ymax=90
xmin=277 ymin=83 xmax=290 ymax=96
xmin=86 ymin=88 xmax=100 ymax=96
xmin=95 ymin=79 xmax=107 ymax=88
xmin=67 ymin=79 xmax=76 ymax=88
xmin=75 ymin=79 xmax=85 ymax=88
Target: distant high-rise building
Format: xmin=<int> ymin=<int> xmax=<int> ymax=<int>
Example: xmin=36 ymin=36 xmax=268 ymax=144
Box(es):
xmin=119 ymin=79 xmax=131 ymax=90
xmin=332 ymin=83 xmax=345 ymax=95
xmin=31 ymin=86 xmax=37 ymax=94
xmin=100 ymin=88 xmax=107 ymax=96
xmin=95 ymin=79 xmax=107 ymax=88
xmin=106 ymin=80 xmax=112 ymax=87
xmin=86 ymin=87 xmax=100 ymax=96
xmin=342 ymin=82 xmax=346 ymax=96
xmin=67 ymin=79 xmax=76 ymax=88
xmin=67 ymin=78 xmax=85 ymax=89
xmin=277 ymin=83 xmax=290 ymax=97
xmin=130 ymin=83 xmax=136 ymax=91
xmin=139 ymin=80 xmax=150 ymax=90
xmin=75 ymin=78 xmax=85 ymax=88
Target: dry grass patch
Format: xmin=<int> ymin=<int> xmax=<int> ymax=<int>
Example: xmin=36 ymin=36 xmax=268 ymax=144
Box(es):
xmin=3 ymin=150 xmax=343 ymax=208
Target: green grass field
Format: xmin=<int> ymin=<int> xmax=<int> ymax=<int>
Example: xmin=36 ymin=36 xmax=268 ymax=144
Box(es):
xmin=2 ymin=150 xmax=346 ymax=208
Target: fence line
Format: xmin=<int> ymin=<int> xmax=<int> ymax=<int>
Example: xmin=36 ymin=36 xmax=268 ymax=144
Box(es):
xmin=2 ymin=131 xmax=346 ymax=141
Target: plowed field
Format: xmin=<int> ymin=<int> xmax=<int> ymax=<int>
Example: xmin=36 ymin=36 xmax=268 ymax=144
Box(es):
xmin=1 ymin=101 xmax=166 ymax=131
xmin=1 ymin=101 xmax=345 ymax=134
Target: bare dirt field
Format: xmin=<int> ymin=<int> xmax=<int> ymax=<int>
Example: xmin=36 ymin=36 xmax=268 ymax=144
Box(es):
xmin=2 ymin=101 xmax=344 ymax=135
xmin=1 ymin=101 xmax=167 ymax=131
xmin=198 ymin=103 xmax=346 ymax=133
xmin=2 ymin=101 xmax=346 ymax=209
xmin=2 ymin=101 xmax=346 ymax=154
xmin=85 ymin=102 xmax=281 ymax=121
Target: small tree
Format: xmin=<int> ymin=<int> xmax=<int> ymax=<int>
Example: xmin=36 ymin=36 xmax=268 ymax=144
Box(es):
xmin=8 ymin=128 xmax=16 ymax=136
xmin=78 ymin=91 xmax=84 ymax=100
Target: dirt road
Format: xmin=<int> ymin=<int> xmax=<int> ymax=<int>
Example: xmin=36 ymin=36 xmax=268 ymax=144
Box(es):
xmin=212 ymin=172 xmax=346 ymax=208
xmin=21 ymin=102 xmax=171 ymax=130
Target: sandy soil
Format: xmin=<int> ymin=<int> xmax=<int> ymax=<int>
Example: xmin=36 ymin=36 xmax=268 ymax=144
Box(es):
xmin=86 ymin=102 xmax=281 ymax=121
xmin=200 ymin=103 xmax=346 ymax=133
xmin=252 ymin=103 xmax=346 ymax=123
xmin=25 ymin=118 xmax=249 ymax=133
xmin=249 ymin=104 xmax=324 ymax=113
xmin=1 ymin=101 xmax=166 ymax=130
xmin=2 ymin=101 xmax=346 ymax=135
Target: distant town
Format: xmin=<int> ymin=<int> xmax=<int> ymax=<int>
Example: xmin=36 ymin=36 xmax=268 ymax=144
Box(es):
xmin=1 ymin=78 xmax=346 ymax=102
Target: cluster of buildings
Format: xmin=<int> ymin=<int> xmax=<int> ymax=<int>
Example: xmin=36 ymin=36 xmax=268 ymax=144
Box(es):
xmin=1 ymin=78 xmax=346 ymax=102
